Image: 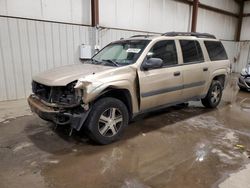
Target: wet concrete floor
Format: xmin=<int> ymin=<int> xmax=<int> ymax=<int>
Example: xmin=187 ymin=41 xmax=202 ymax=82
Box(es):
xmin=1 ymin=81 xmax=250 ymax=188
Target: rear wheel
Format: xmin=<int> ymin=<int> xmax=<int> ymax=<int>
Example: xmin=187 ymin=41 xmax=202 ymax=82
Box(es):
xmin=201 ymin=81 xmax=223 ymax=108
xmin=86 ymin=97 xmax=129 ymax=145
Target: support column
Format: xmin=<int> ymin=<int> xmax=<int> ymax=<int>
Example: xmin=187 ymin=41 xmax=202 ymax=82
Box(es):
xmin=236 ymin=0 xmax=244 ymax=41
xmin=91 ymin=0 xmax=99 ymax=27
xmin=191 ymin=0 xmax=199 ymax=32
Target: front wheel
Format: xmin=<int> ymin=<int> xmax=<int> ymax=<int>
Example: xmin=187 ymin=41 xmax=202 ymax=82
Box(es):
xmin=86 ymin=97 xmax=129 ymax=145
xmin=201 ymin=81 xmax=223 ymax=108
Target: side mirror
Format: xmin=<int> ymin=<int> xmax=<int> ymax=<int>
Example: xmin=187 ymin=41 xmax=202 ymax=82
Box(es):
xmin=142 ymin=58 xmax=163 ymax=70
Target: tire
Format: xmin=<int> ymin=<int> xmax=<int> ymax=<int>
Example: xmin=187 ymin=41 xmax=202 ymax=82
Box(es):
xmin=85 ymin=97 xmax=129 ymax=145
xmin=238 ymin=85 xmax=245 ymax=91
xmin=201 ymin=80 xmax=223 ymax=108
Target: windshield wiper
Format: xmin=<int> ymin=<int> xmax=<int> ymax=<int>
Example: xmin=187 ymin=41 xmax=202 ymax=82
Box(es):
xmin=91 ymin=59 xmax=102 ymax=64
xmin=102 ymin=59 xmax=120 ymax=67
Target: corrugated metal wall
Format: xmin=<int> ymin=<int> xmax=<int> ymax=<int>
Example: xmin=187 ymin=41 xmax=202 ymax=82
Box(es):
xmin=234 ymin=42 xmax=250 ymax=73
xmin=98 ymin=28 xmax=159 ymax=48
xmin=199 ymin=0 xmax=239 ymax=13
xmin=0 ymin=17 xmax=93 ymax=101
xmin=197 ymin=9 xmax=238 ymax=40
xmin=0 ymin=0 xmax=91 ymax=25
xmin=99 ymin=0 xmax=239 ymax=41
xmin=99 ymin=0 xmax=191 ymax=33
xmin=1 ymin=18 xmax=248 ymax=102
xmin=0 ymin=0 xmax=250 ymax=101
xmin=241 ymin=1 xmax=250 ymax=40
xmin=222 ymin=41 xmax=250 ymax=73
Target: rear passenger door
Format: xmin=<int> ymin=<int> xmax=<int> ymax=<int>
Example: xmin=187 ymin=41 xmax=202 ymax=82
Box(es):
xmin=138 ymin=40 xmax=183 ymax=111
xmin=179 ymin=40 xmax=209 ymax=99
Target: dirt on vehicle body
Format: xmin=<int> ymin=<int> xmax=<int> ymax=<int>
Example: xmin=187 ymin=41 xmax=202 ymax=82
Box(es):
xmin=28 ymin=32 xmax=230 ymax=144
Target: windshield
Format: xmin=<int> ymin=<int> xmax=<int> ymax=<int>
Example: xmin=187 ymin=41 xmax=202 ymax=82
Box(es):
xmin=91 ymin=40 xmax=150 ymax=66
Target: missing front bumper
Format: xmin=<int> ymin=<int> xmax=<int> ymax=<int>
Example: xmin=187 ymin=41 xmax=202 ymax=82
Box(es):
xmin=27 ymin=95 xmax=90 ymax=131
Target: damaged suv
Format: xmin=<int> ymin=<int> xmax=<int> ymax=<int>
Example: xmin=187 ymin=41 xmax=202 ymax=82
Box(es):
xmin=28 ymin=32 xmax=230 ymax=144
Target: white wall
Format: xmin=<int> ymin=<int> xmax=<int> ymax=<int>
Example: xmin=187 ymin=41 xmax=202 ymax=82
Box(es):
xmin=196 ymin=9 xmax=238 ymax=40
xmin=0 ymin=17 xmax=93 ymax=101
xmin=222 ymin=41 xmax=250 ymax=73
xmin=0 ymin=0 xmax=91 ymax=25
xmin=241 ymin=1 xmax=250 ymax=41
xmin=99 ymin=0 xmax=191 ymax=33
xmin=244 ymin=1 xmax=250 ymax=13
xmin=235 ymin=42 xmax=250 ymax=72
xmin=99 ymin=0 xmax=238 ymax=41
xmin=199 ymin=0 xmax=239 ymax=14
xmin=98 ymin=28 xmax=159 ymax=48
xmin=0 ymin=0 xmax=248 ymax=101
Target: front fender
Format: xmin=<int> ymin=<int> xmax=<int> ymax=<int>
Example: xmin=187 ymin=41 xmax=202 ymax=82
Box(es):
xmin=80 ymin=79 xmax=139 ymax=113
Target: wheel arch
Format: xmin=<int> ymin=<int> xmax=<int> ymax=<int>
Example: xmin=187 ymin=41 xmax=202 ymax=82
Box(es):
xmin=212 ymin=74 xmax=226 ymax=89
xmin=95 ymin=87 xmax=133 ymax=120
xmin=203 ymin=69 xmax=228 ymax=96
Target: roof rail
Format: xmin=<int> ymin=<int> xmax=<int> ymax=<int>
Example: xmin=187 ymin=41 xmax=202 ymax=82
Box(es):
xmin=162 ymin=32 xmax=216 ymax=39
xmin=130 ymin=34 xmax=154 ymax=38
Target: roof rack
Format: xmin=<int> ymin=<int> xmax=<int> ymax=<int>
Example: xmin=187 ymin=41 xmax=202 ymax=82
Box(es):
xmin=162 ymin=32 xmax=216 ymax=39
xmin=130 ymin=34 xmax=154 ymax=38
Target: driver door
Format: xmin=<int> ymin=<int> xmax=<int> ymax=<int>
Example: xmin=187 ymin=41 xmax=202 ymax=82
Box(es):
xmin=138 ymin=40 xmax=183 ymax=111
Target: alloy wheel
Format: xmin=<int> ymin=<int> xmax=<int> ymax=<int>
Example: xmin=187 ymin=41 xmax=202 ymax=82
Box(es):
xmin=211 ymin=85 xmax=221 ymax=104
xmin=98 ymin=108 xmax=123 ymax=137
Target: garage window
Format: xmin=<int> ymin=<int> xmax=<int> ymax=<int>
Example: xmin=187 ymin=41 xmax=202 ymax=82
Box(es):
xmin=148 ymin=40 xmax=178 ymax=66
xmin=180 ymin=40 xmax=204 ymax=63
xmin=204 ymin=41 xmax=228 ymax=61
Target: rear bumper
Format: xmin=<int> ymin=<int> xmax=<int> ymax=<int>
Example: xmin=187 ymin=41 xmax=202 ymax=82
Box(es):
xmin=27 ymin=95 xmax=90 ymax=131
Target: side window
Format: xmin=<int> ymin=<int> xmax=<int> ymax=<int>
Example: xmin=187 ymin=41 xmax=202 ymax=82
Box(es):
xmin=148 ymin=40 xmax=178 ymax=66
xmin=180 ymin=40 xmax=204 ymax=63
xmin=204 ymin=41 xmax=228 ymax=61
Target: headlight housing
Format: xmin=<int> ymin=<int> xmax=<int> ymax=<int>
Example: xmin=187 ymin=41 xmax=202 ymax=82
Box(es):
xmin=241 ymin=68 xmax=247 ymax=76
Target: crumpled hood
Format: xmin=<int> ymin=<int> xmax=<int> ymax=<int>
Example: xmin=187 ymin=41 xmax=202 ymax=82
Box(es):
xmin=32 ymin=63 xmax=115 ymax=86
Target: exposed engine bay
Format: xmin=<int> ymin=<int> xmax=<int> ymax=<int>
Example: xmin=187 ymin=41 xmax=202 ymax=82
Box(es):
xmin=32 ymin=81 xmax=82 ymax=107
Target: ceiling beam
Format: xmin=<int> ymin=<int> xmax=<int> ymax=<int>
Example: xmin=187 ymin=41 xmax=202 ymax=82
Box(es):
xmin=234 ymin=0 xmax=243 ymax=5
xmin=243 ymin=13 xmax=250 ymax=17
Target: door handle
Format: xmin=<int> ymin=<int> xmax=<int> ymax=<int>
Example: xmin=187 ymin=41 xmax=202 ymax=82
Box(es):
xmin=203 ymin=67 xmax=208 ymax=72
xmin=174 ymin=71 xmax=181 ymax=76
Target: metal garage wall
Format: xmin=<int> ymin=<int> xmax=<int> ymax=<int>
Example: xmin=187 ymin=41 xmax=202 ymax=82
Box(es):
xmin=222 ymin=41 xmax=250 ymax=73
xmin=199 ymin=0 xmax=239 ymax=14
xmin=241 ymin=1 xmax=250 ymax=41
xmin=0 ymin=0 xmax=91 ymax=25
xmin=222 ymin=41 xmax=237 ymax=71
xmin=236 ymin=1 xmax=250 ymax=72
xmin=99 ymin=0 xmax=191 ymax=33
xmin=99 ymin=0 xmax=238 ymax=41
xmin=0 ymin=17 xmax=93 ymax=101
xmin=241 ymin=17 xmax=250 ymax=41
xmin=98 ymin=28 xmax=159 ymax=48
xmin=197 ymin=9 xmax=238 ymax=40
xmin=234 ymin=42 xmax=250 ymax=73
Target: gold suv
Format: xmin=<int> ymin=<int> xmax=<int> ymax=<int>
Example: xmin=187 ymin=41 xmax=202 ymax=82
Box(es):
xmin=28 ymin=32 xmax=230 ymax=144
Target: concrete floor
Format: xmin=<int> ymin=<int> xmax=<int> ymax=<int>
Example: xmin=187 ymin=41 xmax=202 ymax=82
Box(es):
xmin=0 ymin=77 xmax=250 ymax=188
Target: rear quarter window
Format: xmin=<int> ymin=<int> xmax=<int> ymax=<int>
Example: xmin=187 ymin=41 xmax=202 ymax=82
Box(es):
xmin=204 ymin=41 xmax=228 ymax=61
xmin=180 ymin=40 xmax=204 ymax=64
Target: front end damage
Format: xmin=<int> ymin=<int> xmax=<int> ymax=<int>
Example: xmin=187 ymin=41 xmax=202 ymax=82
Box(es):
xmin=28 ymin=80 xmax=91 ymax=131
